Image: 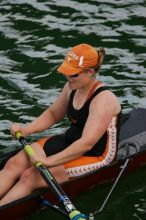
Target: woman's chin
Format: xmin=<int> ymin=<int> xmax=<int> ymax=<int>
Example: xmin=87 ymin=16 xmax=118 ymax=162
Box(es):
xmin=68 ymin=82 xmax=75 ymax=90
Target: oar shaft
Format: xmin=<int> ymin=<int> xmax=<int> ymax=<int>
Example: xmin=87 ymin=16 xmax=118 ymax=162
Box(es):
xmin=15 ymin=132 xmax=86 ymax=220
xmin=37 ymin=164 xmax=67 ymax=199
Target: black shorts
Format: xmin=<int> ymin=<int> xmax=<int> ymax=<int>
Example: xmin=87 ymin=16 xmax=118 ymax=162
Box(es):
xmin=38 ymin=134 xmax=68 ymax=156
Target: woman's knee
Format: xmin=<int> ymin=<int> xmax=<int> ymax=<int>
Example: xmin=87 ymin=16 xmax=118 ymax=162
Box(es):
xmin=20 ymin=167 xmax=45 ymax=187
xmin=4 ymin=152 xmax=28 ymax=173
xmin=19 ymin=168 xmax=36 ymax=187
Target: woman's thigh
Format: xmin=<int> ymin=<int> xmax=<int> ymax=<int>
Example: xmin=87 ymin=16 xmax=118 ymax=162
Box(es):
xmin=4 ymin=149 xmax=31 ymax=173
xmin=21 ymin=165 xmax=69 ymax=188
xmin=4 ymin=141 xmax=47 ymax=173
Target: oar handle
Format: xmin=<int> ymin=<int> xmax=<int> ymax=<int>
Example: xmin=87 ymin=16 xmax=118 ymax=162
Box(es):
xmin=15 ymin=131 xmax=86 ymax=220
xmin=15 ymin=131 xmax=36 ymax=158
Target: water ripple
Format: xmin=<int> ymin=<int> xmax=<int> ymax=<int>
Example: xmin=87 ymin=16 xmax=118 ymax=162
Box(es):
xmin=0 ymin=0 xmax=145 ymax=142
xmin=0 ymin=0 xmax=146 ymax=219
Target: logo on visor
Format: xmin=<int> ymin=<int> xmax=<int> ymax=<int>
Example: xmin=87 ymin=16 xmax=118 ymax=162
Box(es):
xmin=67 ymin=51 xmax=84 ymax=67
xmin=79 ymin=56 xmax=84 ymax=67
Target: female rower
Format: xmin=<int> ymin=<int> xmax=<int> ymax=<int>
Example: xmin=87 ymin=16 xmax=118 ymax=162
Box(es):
xmin=0 ymin=43 xmax=121 ymax=205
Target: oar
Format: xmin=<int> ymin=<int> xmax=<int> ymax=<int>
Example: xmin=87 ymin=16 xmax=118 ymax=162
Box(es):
xmin=15 ymin=132 xmax=86 ymax=220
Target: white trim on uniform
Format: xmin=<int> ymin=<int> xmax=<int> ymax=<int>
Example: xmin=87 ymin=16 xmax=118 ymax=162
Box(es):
xmin=65 ymin=116 xmax=117 ymax=177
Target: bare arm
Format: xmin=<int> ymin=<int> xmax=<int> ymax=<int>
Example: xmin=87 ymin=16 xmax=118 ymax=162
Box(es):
xmin=46 ymin=90 xmax=121 ymax=166
xmin=11 ymin=83 xmax=70 ymax=136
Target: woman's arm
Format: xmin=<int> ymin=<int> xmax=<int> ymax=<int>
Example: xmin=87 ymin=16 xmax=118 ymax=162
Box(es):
xmin=45 ymin=90 xmax=121 ymax=167
xmin=11 ymin=83 xmax=70 ymax=136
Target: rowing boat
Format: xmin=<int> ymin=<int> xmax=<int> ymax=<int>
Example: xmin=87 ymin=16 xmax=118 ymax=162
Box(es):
xmin=0 ymin=108 xmax=146 ymax=219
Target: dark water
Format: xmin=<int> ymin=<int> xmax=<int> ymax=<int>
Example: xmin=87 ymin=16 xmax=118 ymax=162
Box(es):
xmin=0 ymin=0 xmax=146 ymax=219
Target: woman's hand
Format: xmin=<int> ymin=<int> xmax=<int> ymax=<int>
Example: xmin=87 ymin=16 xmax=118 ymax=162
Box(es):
xmin=10 ymin=123 xmax=27 ymax=137
xmin=30 ymin=154 xmax=49 ymax=167
xmin=30 ymin=154 xmax=54 ymax=168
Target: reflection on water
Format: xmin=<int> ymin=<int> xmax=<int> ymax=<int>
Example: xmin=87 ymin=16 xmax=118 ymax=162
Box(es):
xmin=0 ymin=0 xmax=146 ymax=219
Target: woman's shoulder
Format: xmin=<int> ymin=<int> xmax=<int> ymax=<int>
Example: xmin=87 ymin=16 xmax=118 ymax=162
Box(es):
xmin=93 ymin=83 xmax=113 ymax=98
xmin=91 ymin=85 xmax=121 ymax=114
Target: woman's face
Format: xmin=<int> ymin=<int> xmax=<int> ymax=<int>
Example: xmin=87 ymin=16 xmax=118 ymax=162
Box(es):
xmin=66 ymin=69 xmax=95 ymax=90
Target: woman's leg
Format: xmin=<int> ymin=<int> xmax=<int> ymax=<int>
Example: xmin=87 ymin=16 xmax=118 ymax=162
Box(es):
xmin=0 ymin=164 xmax=69 ymax=206
xmin=0 ymin=150 xmax=30 ymax=198
xmin=0 ymin=142 xmax=47 ymax=198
